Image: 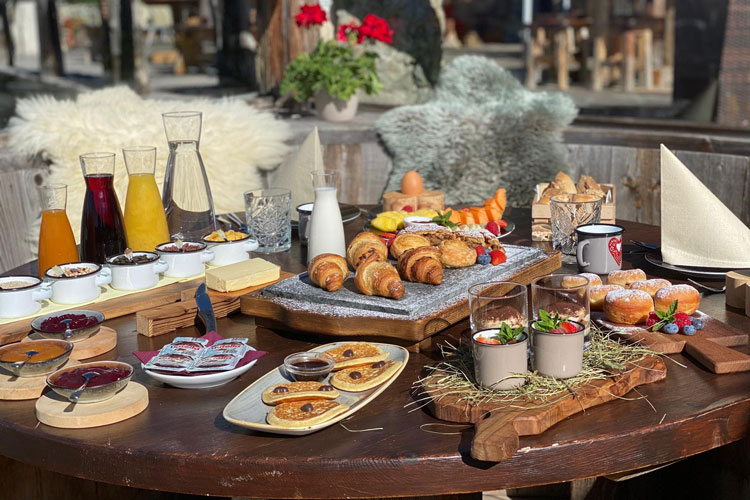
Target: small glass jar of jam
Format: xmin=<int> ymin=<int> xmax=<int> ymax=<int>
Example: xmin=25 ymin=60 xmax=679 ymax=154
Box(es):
xmin=283 ymin=352 xmax=335 ymax=381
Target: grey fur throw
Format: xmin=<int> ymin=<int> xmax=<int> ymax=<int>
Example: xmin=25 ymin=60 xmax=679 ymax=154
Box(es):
xmin=375 ymin=56 xmax=578 ymax=207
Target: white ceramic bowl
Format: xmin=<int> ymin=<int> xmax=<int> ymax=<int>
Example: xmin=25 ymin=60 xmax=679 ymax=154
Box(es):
xmin=202 ymin=233 xmax=259 ymax=267
xmin=106 ymin=252 xmax=169 ymax=291
xmin=403 ymin=216 xmax=434 ymax=228
xmin=0 ymin=276 xmax=52 ymax=319
xmin=142 ymin=347 xmax=258 ymax=389
xmin=45 ymin=263 xmax=111 ymax=305
xmin=156 ymin=242 xmax=214 ymax=278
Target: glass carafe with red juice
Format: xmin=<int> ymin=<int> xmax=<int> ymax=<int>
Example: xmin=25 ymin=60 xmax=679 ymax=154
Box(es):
xmin=79 ymin=152 xmax=127 ymax=263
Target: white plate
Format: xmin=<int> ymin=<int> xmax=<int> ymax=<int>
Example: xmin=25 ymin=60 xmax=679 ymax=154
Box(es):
xmin=644 ymin=253 xmax=746 ymax=279
xmin=222 ymin=342 xmax=408 ymax=436
xmin=142 ymin=347 xmax=259 ymax=389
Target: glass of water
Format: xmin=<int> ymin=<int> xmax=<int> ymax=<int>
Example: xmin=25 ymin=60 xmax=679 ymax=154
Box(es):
xmin=244 ymin=188 xmax=291 ymax=253
xmin=550 ymin=194 xmax=602 ymax=260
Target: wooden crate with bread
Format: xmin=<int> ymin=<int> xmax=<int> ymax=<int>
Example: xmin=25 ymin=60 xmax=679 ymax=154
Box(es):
xmin=531 ymin=171 xmax=616 ymax=241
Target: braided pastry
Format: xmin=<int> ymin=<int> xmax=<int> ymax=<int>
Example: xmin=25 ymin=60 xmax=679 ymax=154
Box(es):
xmin=346 ymin=232 xmax=387 ymax=270
xmin=390 ymin=233 xmax=431 ymax=260
xmin=354 ymin=258 xmax=404 ymax=300
xmin=397 ymin=247 xmax=443 ymax=285
xmin=308 ymin=253 xmax=349 ymax=292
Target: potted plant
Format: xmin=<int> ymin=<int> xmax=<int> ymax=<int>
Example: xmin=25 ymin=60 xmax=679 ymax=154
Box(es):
xmin=281 ymin=3 xmax=393 ymax=122
xmin=530 ymin=309 xmax=585 ymax=379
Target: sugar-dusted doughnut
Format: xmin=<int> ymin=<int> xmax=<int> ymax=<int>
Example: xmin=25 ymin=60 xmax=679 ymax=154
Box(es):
xmin=603 ymin=289 xmax=654 ymax=325
xmin=607 ymin=269 xmax=647 ymax=288
xmin=589 ymin=284 xmax=624 ymax=310
xmin=562 ymin=273 xmax=602 ymax=289
xmin=654 ymin=284 xmax=701 ymax=315
xmin=630 ymin=278 xmax=672 ymax=298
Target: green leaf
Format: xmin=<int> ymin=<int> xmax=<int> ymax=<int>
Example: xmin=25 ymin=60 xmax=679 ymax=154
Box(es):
xmin=667 ymin=300 xmax=677 ymax=317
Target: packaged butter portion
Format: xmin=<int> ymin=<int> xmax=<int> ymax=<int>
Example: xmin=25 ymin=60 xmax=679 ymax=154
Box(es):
xmin=206 ymin=258 xmax=281 ymax=292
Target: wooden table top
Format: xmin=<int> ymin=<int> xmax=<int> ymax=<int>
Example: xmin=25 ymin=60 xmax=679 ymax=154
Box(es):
xmin=1 ymin=208 xmax=749 ymax=498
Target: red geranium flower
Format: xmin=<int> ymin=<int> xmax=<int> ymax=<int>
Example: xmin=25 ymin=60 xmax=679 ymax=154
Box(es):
xmin=360 ymin=14 xmax=393 ymax=44
xmin=337 ymin=21 xmax=363 ymax=43
xmin=295 ymin=3 xmax=327 ymax=27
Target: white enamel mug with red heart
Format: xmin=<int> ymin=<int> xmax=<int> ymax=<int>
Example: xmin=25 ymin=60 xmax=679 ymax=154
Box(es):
xmin=575 ymin=224 xmax=625 ymax=274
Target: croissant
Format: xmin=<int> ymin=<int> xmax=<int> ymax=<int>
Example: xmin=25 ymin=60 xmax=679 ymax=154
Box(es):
xmin=346 ymin=232 xmax=388 ymax=270
xmin=355 ymin=258 xmax=405 ymax=300
xmin=308 ymin=253 xmax=349 ymax=292
xmin=397 ymin=247 xmax=443 ymax=285
xmin=389 ymin=233 xmax=431 ymax=260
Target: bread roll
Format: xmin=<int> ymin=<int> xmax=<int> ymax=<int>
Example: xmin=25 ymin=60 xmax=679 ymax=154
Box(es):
xmin=603 ymin=289 xmax=654 ymax=325
xmin=562 ymin=273 xmax=602 ymax=289
xmin=538 ymin=182 xmax=565 ymax=204
xmin=554 ymin=171 xmax=577 ymax=193
xmin=654 ymin=284 xmax=701 ymax=315
xmin=577 ymin=175 xmax=602 ymax=194
xmin=607 ymin=269 xmax=647 ymax=288
xmin=589 ymin=284 xmax=624 ymax=310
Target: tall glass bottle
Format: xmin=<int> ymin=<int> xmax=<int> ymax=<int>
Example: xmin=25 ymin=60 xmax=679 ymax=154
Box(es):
xmin=307 ymin=170 xmax=345 ymax=263
xmin=123 ymin=146 xmax=170 ymax=251
xmin=79 ymin=152 xmax=127 ymax=263
xmin=38 ymin=183 xmax=79 ymax=276
xmin=161 ymin=111 xmax=216 ymax=241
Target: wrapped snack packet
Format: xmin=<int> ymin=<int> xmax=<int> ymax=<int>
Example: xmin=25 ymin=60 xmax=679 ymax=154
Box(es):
xmin=173 ymin=336 xmax=209 ymax=345
xmin=192 ymin=353 xmax=242 ymax=372
xmin=210 ymin=338 xmax=248 ymax=349
xmin=144 ymin=352 xmax=195 ymax=372
xmin=162 ymin=342 xmax=206 ymax=357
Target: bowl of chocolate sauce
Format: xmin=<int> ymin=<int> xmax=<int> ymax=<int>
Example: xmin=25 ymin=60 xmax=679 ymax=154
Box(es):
xmin=283 ymin=352 xmax=334 ymax=381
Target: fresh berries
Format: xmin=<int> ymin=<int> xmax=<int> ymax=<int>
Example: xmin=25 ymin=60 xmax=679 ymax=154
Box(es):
xmin=692 ymin=318 xmax=705 ymax=330
xmin=496 ymin=219 xmax=509 ymax=229
xmin=475 ymin=246 xmax=486 ymax=257
xmin=402 ymin=205 xmax=414 ymax=212
xmin=379 ymin=232 xmax=397 ymax=248
xmin=549 ymin=328 xmax=565 ymax=334
xmin=663 ymin=323 xmax=679 ymax=334
xmin=485 ymin=221 xmax=500 ymax=236
xmin=673 ymin=312 xmax=692 ymax=331
xmin=475 ymin=336 xmax=500 ymax=345
xmin=648 ymin=311 xmax=659 ymax=320
xmin=477 ymin=254 xmax=491 ymax=265
xmin=490 ymin=249 xmax=506 ymax=266
xmin=646 ymin=318 xmax=657 ymax=327
xmin=682 ymin=325 xmax=697 ymax=336
xmin=559 ymin=321 xmax=580 ymax=333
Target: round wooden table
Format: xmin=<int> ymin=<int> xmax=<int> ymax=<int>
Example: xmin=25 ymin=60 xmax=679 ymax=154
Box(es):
xmin=1 ymin=208 xmax=749 ymax=499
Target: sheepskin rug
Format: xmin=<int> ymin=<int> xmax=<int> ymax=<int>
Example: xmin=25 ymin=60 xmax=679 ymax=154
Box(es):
xmin=375 ymin=56 xmax=578 ymax=207
xmin=8 ymin=86 xmax=292 ymax=252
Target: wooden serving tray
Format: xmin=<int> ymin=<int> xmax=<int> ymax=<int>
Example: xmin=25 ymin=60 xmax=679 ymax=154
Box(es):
xmin=422 ymin=355 xmax=666 ymax=462
xmin=239 ymin=248 xmax=561 ymax=345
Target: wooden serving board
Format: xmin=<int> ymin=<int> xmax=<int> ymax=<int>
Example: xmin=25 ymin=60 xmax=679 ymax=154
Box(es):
xmin=136 ymin=272 xmax=295 ymax=337
xmin=0 ymin=278 xmax=203 ymax=346
xmin=23 ymin=327 xmax=118 ymax=360
xmin=595 ymin=311 xmax=750 ymax=374
xmin=35 ymin=382 xmax=149 ymax=429
xmin=0 ymin=359 xmax=79 ymax=401
xmin=422 ymin=355 xmax=666 ymax=462
xmin=240 ymin=249 xmax=561 ymax=344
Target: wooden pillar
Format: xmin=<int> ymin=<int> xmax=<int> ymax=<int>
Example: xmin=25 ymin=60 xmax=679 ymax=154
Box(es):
xmin=588 ymin=0 xmax=610 ymax=90
xmin=639 ymin=28 xmax=653 ymax=89
xmin=36 ymin=0 xmax=64 ymax=76
xmin=218 ymin=0 xmax=256 ymax=87
xmin=622 ymin=29 xmax=635 ymax=92
xmin=555 ymin=28 xmax=569 ymax=90
xmin=0 ymin=1 xmax=13 ymax=66
xmin=120 ymin=0 xmax=134 ymax=82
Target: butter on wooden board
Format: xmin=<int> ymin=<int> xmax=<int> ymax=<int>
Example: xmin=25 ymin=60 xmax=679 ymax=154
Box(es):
xmin=206 ymin=258 xmax=281 ymax=292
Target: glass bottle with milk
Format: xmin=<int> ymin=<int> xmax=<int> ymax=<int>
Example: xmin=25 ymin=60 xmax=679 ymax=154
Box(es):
xmin=307 ymin=170 xmax=345 ymax=263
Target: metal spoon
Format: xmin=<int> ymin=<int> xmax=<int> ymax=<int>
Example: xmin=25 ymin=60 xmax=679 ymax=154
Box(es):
xmin=11 ymin=350 xmax=39 ymax=370
xmin=225 ymin=212 xmax=250 ymax=233
xmin=61 ymin=318 xmax=73 ymax=340
xmin=687 ymin=278 xmax=726 ymax=294
xmin=68 ymin=372 xmax=100 ymax=403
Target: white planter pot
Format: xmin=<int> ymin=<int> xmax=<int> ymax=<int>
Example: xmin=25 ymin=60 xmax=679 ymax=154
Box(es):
xmin=107 ymin=252 xmax=169 ymax=291
xmin=314 ymin=90 xmax=359 ymax=122
xmin=203 ymin=235 xmax=259 ymax=267
xmin=156 ymin=242 xmax=214 ymax=278
xmin=0 ymin=276 xmax=52 ymax=319
xmin=472 ymin=332 xmax=528 ymax=390
xmin=45 ymin=264 xmax=112 ymax=305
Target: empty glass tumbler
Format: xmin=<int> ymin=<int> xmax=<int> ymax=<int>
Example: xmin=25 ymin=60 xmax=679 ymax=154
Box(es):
xmin=244 ymin=188 xmax=292 ymax=253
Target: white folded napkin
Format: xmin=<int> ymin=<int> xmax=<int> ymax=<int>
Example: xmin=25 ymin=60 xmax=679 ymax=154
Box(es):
xmin=269 ymin=127 xmax=324 ymax=217
xmin=661 ymin=145 xmax=750 ymax=268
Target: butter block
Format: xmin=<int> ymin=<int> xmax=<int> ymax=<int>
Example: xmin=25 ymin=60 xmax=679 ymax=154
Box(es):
xmin=206 ymin=258 xmax=281 ymax=292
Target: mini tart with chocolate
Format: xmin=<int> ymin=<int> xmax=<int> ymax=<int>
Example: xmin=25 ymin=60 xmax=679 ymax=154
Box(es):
xmin=330 ymin=360 xmax=403 ymax=392
xmin=267 ymin=400 xmax=349 ymax=428
xmin=261 ymin=381 xmax=339 ymax=405
xmin=324 ymin=343 xmax=388 ymax=370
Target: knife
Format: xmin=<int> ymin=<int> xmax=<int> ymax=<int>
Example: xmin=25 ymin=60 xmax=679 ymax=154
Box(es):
xmin=195 ymin=283 xmax=218 ymax=334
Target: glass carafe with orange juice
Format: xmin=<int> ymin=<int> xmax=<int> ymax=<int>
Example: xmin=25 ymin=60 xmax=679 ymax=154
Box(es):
xmin=123 ymin=147 xmax=170 ymax=251
xmin=38 ymin=184 xmax=79 ymax=276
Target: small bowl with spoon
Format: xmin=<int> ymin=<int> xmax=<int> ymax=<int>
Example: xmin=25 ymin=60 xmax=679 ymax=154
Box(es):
xmin=46 ymin=361 xmax=133 ymax=403
xmin=0 ymin=339 xmax=73 ymax=377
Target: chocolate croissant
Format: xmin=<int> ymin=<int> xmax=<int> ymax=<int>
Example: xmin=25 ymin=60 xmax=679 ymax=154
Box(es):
xmin=346 ymin=232 xmax=388 ymax=270
xmin=397 ymin=246 xmax=443 ymax=285
xmin=355 ymin=257 xmax=404 ymax=300
xmin=308 ymin=253 xmax=349 ymax=292
xmin=389 ymin=233 xmax=431 ymax=260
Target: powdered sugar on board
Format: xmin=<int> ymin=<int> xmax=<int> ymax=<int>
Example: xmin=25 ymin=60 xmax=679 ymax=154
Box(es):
xmin=261 ymin=245 xmax=550 ymax=320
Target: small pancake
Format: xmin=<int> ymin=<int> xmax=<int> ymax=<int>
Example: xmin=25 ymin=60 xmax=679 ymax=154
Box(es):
xmin=261 ymin=381 xmax=339 ymax=405
xmin=330 ymin=360 xmax=403 ymax=392
xmin=324 ymin=343 xmax=388 ymax=370
xmin=267 ymin=400 xmax=349 ymax=428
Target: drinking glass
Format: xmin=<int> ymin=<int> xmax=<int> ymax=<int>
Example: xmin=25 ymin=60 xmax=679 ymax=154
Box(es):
xmin=244 ymin=188 xmax=291 ymax=253
xmin=38 ymin=184 xmax=79 ymax=276
xmin=550 ymin=194 xmax=602 ymax=260
xmin=123 ymin=146 xmax=170 ymax=251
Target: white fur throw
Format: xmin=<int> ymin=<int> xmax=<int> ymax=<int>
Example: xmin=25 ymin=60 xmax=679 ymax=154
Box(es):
xmin=8 ymin=86 xmax=292 ymax=251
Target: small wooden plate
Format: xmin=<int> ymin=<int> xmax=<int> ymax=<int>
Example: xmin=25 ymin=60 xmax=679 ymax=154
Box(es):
xmin=23 ymin=327 xmax=117 ymax=360
xmin=0 ymin=359 xmax=79 ymax=401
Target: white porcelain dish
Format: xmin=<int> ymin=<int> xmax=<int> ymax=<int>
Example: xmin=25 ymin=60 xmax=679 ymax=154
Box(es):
xmin=45 ymin=263 xmax=111 ymax=305
xmin=142 ymin=346 xmax=258 ymax=389
xmin=223 ymin=342 xmax=408 ymax=436
xmin=107 ymin=252 xmax=169 ymax=291
xmin=202 ymin=234 xmax=259 ymax=267
xmin=156 ymin=242 xmax=214 ymax=278
xmin=0 ymin=276 xmax=52 ymax=319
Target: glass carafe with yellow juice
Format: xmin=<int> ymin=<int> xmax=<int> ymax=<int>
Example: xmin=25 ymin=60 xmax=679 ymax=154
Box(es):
xmin=38 ymin=184 xmax=79 ymax=276
xmin=123 ymin=147 xmax=170 ymax=251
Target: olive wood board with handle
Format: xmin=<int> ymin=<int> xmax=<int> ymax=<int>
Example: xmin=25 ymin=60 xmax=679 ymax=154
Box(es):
xmin=0 ymin=278 xmax=204 ymax=346
xmin=240 ymin=249 xmax=561 ymax=343
xmin=594 ymin=311 xmax=750 ymax=374
xmin=136 ymin=271 xmax=295 ymax=337
xmin=421 ymin=355 xmax=666 ymax=462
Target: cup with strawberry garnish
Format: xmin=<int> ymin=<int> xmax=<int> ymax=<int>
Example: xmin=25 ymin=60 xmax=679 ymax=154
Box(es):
xmin=469 ymin=282 xmax=530 ymax=390
xmin=529 ymin=308 xmax=585 ymax=378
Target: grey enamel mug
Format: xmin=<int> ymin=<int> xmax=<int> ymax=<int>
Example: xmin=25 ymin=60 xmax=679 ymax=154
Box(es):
xmin=575 ymin=223 xmax=625 ymax=274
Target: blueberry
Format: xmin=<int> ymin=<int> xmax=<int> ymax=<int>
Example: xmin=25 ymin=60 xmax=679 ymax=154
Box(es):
xmin=682 ymin=325 xmax=696 ymax=336
xmin=477 ymin=254 xmax=491 ymax=265
xmin=692 ymin=318 xmax=705 ymax=330
xmin=663 ymin=323 xmax=679 ymax=335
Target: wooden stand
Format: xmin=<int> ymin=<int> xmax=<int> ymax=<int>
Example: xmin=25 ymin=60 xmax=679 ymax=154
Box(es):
xmin=35 ymin=382 xmax=148 ymax=429
xmin=0 ymin=359 xmax=79 ymax=400
xmin=23 ymin=327 xmax=117 ymax=360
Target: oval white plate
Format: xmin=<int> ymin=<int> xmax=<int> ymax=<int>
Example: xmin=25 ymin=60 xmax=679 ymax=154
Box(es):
xmin=142 ymin=347 xmax=258 ymax=389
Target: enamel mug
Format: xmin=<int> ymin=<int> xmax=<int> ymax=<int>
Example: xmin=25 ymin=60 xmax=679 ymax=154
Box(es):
xmin=576 ymin=224 xmax=625 ymax=275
